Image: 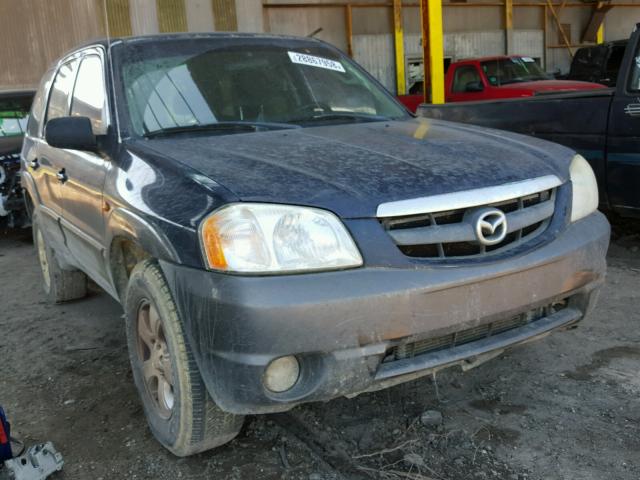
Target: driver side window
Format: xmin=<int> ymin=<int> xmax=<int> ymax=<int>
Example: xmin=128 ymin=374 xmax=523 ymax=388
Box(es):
xmin=71 ymin=55 xmax=107 ymax=134
xmin=452 ymin=66 xmax=481 ymax=93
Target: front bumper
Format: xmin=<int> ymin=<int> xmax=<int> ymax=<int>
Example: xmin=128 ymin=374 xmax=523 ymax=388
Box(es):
xmin=161 ymin=212 xmax=609 ymax=415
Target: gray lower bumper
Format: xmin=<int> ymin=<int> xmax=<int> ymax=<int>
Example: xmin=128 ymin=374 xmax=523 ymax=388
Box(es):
xmin=161 ymin=212 xmax=609 ymax=415
xmin=376 ymin=306 xmax=581 ymax=380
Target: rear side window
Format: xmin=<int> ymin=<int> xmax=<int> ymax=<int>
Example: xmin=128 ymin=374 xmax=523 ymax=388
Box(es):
xmin=629 ymin=44 xmax=640 ymax=92
xmin=45 ymin=59 xmax=79 ymax=123
xmin=606 ymin=46 xmax=626 ymax=83
xmin=71 ymin=55 xmax=107 ymax=133
xmin=452 ymin=66 xmax=481 ymax=93
xmin=26 ymin=69 xmax=55 ymax=137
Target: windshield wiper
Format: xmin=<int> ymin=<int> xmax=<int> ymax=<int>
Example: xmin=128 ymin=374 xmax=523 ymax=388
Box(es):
xmin=143 ymin=121 xmax=300 ymax=138
xmin=288 ymin=112 xmax=390 ymax=125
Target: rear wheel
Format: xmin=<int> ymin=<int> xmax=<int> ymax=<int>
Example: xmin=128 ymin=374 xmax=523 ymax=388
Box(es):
xmin=33 ymin=215 xmax=87 ymax=303
xmin=125 ymin=260 xmax=244 ymax=456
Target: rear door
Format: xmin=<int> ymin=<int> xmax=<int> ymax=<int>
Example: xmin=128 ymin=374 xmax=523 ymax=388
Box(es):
xmin=59 ymin=50 xmax=111 ymax=283
xmin=26 ymin=60 xmax=79 ymax=248
xmin=606 ymin=27 xmax=640 ymax=212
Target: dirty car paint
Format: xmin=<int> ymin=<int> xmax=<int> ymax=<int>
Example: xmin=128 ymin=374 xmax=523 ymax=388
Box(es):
xmin=130 ymin=118 xmax=574 ymax=219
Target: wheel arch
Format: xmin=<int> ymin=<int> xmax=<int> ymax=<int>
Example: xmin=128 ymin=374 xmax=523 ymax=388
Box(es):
xmin=106 ymin=207 xmax=181 ymax=302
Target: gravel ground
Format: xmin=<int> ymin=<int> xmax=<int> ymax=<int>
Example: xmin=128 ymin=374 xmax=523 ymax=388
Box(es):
xmin=0 ymin=217 xmax=638 ymax=480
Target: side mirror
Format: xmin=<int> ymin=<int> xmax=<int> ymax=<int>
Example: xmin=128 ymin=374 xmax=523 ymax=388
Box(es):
xmin=465 ymin=81 xmax=484 ymax=92
xmin=45 ymin=116 xmax=97 ymax=151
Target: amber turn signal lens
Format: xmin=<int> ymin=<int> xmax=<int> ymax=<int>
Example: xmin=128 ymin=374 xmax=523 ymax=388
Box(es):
xmin=200 ymin=215 xmax=228 ymax=270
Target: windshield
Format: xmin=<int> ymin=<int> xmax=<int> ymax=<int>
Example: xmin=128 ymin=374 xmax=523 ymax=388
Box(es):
xmin=114 ymin=38 xmax=407 ymax=137
xmin=481 ymin=57 xmax=550 ymax=86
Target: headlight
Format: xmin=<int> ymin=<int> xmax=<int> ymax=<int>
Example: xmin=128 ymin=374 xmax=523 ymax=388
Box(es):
xmin=569 ymin=154 xmax=599 ymax=222
xmin=199 ymin=203 xmax=363 ymax=273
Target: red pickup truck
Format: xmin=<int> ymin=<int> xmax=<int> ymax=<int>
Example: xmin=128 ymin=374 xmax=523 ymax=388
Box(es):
xmin=398 ymin=55 xmax=605 ymax=111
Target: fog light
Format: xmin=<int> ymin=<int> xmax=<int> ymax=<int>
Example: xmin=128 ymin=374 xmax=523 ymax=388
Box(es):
xmin=263 ymin=356 xmax=300 ymax=393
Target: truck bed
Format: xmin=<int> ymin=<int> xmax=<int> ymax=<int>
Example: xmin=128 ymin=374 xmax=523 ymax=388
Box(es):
xmin=417 ymin=88 xmax=615 ymax=138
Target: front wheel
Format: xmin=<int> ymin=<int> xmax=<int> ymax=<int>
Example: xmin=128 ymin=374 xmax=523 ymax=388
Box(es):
xmin=124 ymin=260 xmax=244 ymax=456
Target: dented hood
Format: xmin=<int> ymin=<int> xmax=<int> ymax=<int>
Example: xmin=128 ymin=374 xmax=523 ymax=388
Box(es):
xmin=134 ymin=118 xmax=573 ymax=218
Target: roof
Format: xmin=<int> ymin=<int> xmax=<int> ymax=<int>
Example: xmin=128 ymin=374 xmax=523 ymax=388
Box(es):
xmin=73 ymin=31 xmax=321 ymax=51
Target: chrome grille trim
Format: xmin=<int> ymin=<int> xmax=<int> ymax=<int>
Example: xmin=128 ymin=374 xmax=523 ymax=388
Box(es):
xmin=379 ymin=177 xmax=561 ymax=260
xmin=376 ymin=175 xmax=562 ymax=218
xmin=388 ymin=197 xmax=554 ymax=246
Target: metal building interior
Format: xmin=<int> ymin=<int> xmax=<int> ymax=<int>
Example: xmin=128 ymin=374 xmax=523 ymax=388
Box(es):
xmin=1 ymin=1 xmax=640 ymax=479
xmin=2 ymin=0 xmax=640 ymax=100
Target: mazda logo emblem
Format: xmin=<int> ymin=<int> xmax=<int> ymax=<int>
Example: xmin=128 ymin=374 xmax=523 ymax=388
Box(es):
xmin=472 ymin=208 xmax=508 ymax=246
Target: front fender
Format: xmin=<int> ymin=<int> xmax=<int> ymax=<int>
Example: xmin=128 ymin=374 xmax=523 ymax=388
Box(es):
xmin=105 ymin=207 xmax=180 ymax=264
xmin=19 ymin=169 xmax=40 ymax=208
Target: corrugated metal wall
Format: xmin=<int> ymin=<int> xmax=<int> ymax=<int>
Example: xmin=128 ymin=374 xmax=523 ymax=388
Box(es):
xmin=2 ymin=0 xmax=640 ymax=90
xmin=157 ymin=0 xmax=187 ymax=32
xmin=353 ymin=34 xmax=395 ymax=92
xmin=513 ymin=30 xmax=544 ymax=63
xmin=212 ymin=0 xmax=238 ymax=31
xmin=104 ymin=0 xmax=132 ymax=37
xmin=0 ymin=0 xmax=106 ymax=90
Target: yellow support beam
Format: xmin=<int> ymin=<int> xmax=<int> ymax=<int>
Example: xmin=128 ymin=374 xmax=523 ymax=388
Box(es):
xmin=596 ymin=23 xmax=604 ymax=44
xmin=505 ymin=0 xmax=513 ymax=54
xmin=421 ymin=0 xmax=445 ymax=104
xmin=393 ymin=0 xmax=406 ymax=96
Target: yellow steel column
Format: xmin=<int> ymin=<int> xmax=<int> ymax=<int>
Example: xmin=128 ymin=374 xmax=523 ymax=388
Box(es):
xmin=505 ymin=0 xmax=513 ymax=54
xmin=596 ymin=23 xmax=604 ymax=44
xmin=393 ymin=0 xmax=406 ymax=95
xmin=421 ymin=0 xmax=445 ymax=104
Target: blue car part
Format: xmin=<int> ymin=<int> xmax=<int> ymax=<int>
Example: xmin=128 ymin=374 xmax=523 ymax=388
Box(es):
xmin=0 ymin=406 xmax=12 ymax=462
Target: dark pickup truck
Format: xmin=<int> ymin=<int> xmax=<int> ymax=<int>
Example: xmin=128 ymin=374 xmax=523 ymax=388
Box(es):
xmin=564 ymin=39 xmax=627 ymax=87
xmin=419 ymin=25 xmax=640 ymax=218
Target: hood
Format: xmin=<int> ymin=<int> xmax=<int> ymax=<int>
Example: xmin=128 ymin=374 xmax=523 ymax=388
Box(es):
xmin=499 ymin=79 xmax=606 ymax=92
xmin=131 ymin=119 xmax=573 ymax=218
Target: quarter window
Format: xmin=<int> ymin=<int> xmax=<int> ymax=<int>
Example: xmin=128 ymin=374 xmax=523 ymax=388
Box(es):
xmin=46 ymin=59 xmax=79 ymax=123
xmin=628 ymin=46 xmax=640 ymax=91
xmin=71 ymin=55 xmax=107 ymax=133
xmin=452 ymin=66 xmax=481 ymax=93
xmin=26 ymin=69 xmax=55 ymax=137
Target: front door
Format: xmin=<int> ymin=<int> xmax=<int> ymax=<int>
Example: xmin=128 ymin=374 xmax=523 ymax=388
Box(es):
xmin=607 ymin=27 xmax=640 ymax=212
xmin=447 ymin=65 xmax=486 ymax=103
xmin=59 ymin=52 xmax=110 ymax=285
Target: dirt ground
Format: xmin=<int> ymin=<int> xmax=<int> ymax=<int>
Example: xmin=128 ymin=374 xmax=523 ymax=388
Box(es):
xmin=0 ymin=217 xmax=638 ymax=480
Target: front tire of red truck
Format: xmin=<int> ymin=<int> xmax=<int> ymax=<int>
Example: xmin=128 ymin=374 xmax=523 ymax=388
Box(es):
xmin=124 ymin=260 xmax=244 ymax=456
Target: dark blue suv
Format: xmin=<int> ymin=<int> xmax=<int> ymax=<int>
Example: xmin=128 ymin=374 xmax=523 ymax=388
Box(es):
xmin=22 ymin=33 xmax=609 ymax=456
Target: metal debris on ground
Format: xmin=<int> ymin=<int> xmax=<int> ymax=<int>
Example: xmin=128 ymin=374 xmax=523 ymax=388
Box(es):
xmin=1 ymin=442 xmax=64 ymax=480
xmin=419 ymin=410 xmax=443 ymax=428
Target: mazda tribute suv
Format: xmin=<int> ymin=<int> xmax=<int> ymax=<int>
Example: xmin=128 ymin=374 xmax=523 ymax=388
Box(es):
xmin=21 ymin=33 xmax=609 ymax=456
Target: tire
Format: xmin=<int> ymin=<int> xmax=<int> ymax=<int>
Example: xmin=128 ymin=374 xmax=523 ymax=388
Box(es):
xmin=124 ymin=260 xmax=244 ymax=456
xmin=33 ymin=214 xmax=87 ymax=304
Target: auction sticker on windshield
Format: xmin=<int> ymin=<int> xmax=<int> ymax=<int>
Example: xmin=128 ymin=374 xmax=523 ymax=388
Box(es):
xmin=288 ymin=52 xmax=345 ymax=73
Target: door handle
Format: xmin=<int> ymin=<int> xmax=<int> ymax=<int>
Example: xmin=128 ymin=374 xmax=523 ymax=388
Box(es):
xmin=29 ymin=158 xmax=39 ymax=170
xmin=56 ymin=169 xmax=68 ymax=183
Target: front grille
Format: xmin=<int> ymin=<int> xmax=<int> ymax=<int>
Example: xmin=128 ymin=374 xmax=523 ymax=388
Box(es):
xmin=384 ymin=300 xmax=568 ymax=363
xmin=379 ymin=179 xmax=560 ymax=260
